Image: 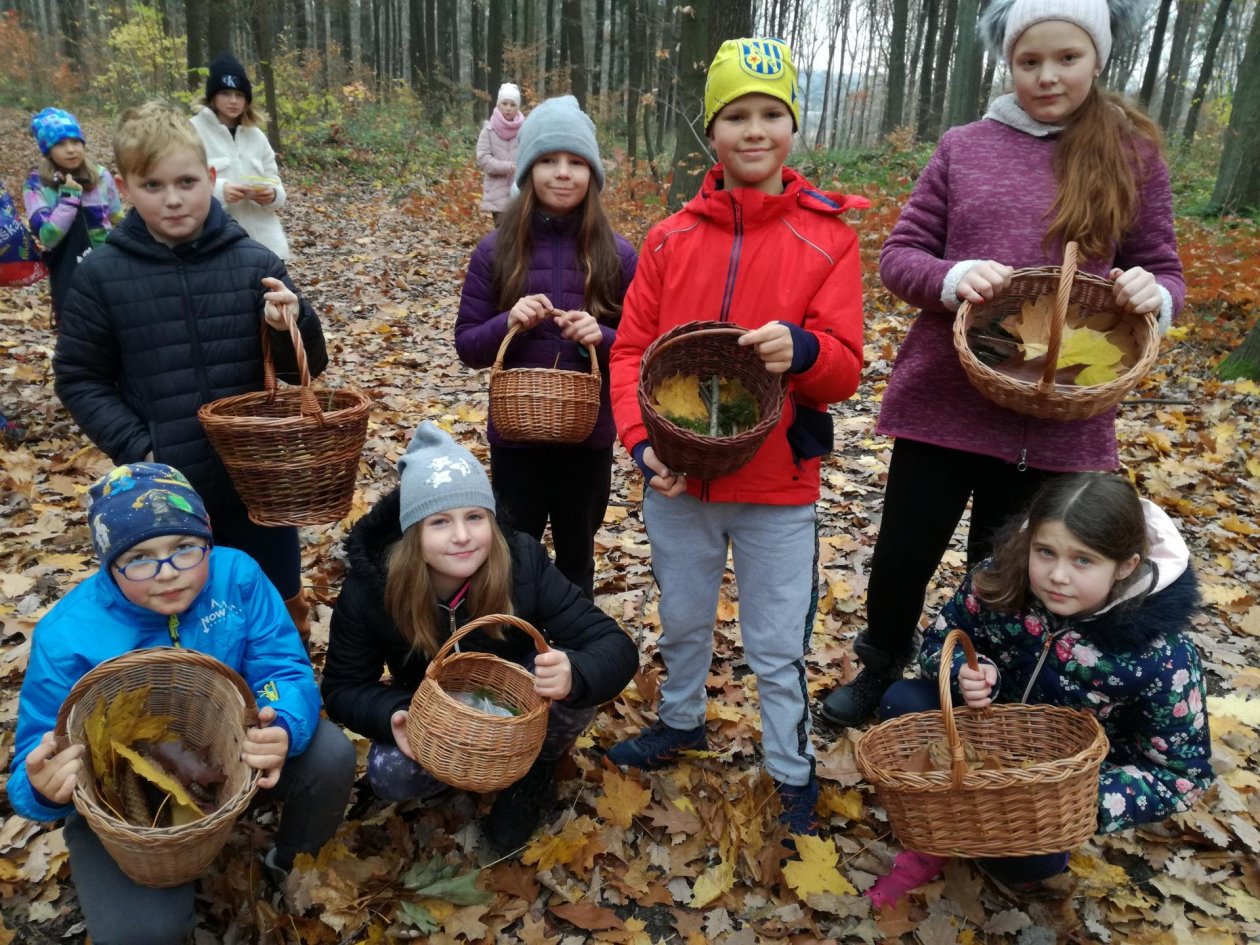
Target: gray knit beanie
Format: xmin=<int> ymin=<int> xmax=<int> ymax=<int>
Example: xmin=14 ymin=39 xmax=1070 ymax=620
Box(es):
xmin=513 ymin=95 xmax=605 ymax=192
xmin=398 ymin=423 xmax=496 ymax=532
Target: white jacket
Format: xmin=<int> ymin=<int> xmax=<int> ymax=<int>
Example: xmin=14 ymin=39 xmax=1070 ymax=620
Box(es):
xmin=190 ymin=106 xmax=290 ymax=259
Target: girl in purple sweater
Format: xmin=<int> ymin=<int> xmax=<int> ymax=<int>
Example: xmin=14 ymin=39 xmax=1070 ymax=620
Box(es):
xmin=820 ymin=0 xmax=1184 ymax=727
xmin=455 ymin=96 xmax=637 ymax=599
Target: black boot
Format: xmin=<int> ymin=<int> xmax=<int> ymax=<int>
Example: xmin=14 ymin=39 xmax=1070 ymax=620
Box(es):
xmin=485 ymin=758 xmax=557 ymax=855
xmin=818 ymin=667 xmax=899 ymax=727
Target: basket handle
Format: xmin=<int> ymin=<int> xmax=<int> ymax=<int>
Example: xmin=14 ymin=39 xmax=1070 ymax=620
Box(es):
xmin=645 ymin=325 xmax=749 ymax=362
xmin=53 ymin=647 xmax=261 ymax=739
xmin=1038 ymin=241 xmax=1079 ymax=394
xmin=492 ymin=311 xmax=601 ymax=381
xmin=260 ymin=308 xmax=325 ymax=423
xmin=427 ymin=613 xmax=552 ymax=675
xmin=937 ymin=629 xmax=984 ymax=790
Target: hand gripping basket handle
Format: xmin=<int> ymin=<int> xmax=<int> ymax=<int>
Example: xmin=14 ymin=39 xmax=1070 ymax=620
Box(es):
xmin=492 ymin=311 xmax=600 ymax=380
xmin=53 ymin=647 xmax=261 ymax=741
xmin=937 ymin=629 xmax=986 ymax=790
xmin=428 ymin=613 xmax=552 ymax=675
xmin=260 ymin=308 xmax=325 ymax=423
xmin=646 ymin=324 xmax=749 ymax=361
xmin=1038 ymin=241 xmax=1079 ymax=395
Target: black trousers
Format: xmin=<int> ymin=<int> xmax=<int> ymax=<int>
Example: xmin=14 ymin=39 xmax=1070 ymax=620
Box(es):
xmin=490 ymin=444 xmax=613 ymax=599
xmin=210 ymin=505 xmax=301 ymax=600
xmin=857 ymin=438 xmax=1062 ymax=669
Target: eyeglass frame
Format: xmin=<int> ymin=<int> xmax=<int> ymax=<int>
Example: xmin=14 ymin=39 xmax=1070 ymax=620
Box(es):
xmin=112 ymin=543 xmax=210 ymax=582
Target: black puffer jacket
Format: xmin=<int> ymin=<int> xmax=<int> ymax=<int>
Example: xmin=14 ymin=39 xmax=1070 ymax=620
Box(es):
xmin=323 ymin=487 xmax=638 ymax=744
xmin=53 ymin=201 xmax=327 ymax=511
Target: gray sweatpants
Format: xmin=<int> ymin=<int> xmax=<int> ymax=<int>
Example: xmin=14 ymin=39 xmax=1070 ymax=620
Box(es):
xmin=644 ymin=491 xmax=818 ymax=785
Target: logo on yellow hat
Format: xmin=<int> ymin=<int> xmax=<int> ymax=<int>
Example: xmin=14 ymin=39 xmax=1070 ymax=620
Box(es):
xmin=738 ymin=39 xmax=787 ymax=79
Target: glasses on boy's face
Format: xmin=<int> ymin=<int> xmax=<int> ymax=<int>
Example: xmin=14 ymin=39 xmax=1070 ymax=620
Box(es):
xmin=113 ymin=544 xmax=209 ymax=582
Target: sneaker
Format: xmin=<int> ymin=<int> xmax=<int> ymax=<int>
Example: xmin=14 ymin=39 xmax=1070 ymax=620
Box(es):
xmin=776 ymin=777 xmax=820 ymax=837
xmin=606 ymin=720 xmax=707 ymax=770
xmin=262 ymin=845 xmax=291 ymax=896
xmin=485 ymin=758 xmax=557 ymax=855
xmin=817 ymin=668 xmax=898 ymax=728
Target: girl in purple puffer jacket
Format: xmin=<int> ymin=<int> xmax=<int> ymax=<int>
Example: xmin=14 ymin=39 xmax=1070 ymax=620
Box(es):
xmin=455 ymin=95 xmax=637 ymax=599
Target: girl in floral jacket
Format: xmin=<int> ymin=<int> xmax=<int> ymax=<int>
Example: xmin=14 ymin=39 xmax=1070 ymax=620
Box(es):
xmin=867 ymin=472 xmax=1213 ymax=905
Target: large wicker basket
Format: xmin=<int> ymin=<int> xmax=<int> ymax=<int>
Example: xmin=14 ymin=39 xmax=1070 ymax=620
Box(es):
xmin=954 ymin=241 xmax=1160 ymax=421
xmin=855 ymin=630 xmax=1109 ymax=858
xmin=54 ymin=648 xmax=260 ymax=888
xmin=638 ymin=322 xmax=786 ymax=481
xmin=489 ymin=315 xmax=600 ymax=445
xmin=198 ymin=313 xmax=371 ymax=526
xmin=407 ymin=614 xmax=551 ymax=793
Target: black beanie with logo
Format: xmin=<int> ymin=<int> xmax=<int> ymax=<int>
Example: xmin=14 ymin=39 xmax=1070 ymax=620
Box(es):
xmin=206 ymin=51 xmax=253 ymax=103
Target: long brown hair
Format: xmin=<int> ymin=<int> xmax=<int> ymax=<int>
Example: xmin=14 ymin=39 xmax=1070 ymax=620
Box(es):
xmin=383 ymin=513 xmax=514 ymax=658
xmin=492 ymin=175 xmax=624 ymax=323
xmin=1046 ymin=87 xmax=1162 ymax=261
xmin=974 ymin=473 xmax=1151 ymax=613
xmin=193 ymin=97 xmax=270 ymax=129
xmin=40 ymin=154 xmax=101 ymax=192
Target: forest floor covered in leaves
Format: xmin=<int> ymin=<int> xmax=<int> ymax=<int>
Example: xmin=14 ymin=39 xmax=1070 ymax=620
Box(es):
xmin=1 ymin=107 xmax=1258 ymax=944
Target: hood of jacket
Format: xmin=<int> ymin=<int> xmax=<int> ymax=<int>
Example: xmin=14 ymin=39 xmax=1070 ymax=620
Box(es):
xmin=343 ymin=486 xmax=405 ymax=600
xmin=108 ymin=197 xmax=249 ymax=262
xmin=684 ymin=164 xmax=870 ymax=227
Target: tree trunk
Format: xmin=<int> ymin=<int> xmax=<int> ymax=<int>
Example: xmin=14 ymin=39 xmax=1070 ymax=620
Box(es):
xmin=667 ymin=0 xmax=710 ymax=209
xmin=1216 ymin=317 xmax=1260 ymax=380
xmin=815 ymin=24 xmax=838 ymax=148
xmin=1184 ymin=0 xmax=1233 ymax=143
xmin=1139 ymin=0 xmax=1172 ymax=111
xmin=627 ymin=0 xmax=641 ymax=171
xmin=186 ymin=0 xmax=207 ymax=90
xmin=945 ymin=0 xmax=981 ymax=130
xmin=562 ymin=0 xmax=586 ymax=107
xmin=915 ymin=0 xmax=939 ymax=140
xmin=350 ymin=0 xmax=362 ymax=67
xmin=881 ymin=0 xmax=909 ymax=136
xmin=1211 ymin=3 xmax=1260 ymax=212
xmin=545 ymin=0 xmax=557 ymax=90
xmin=249 ymin=1 xmax=281 ymax=151
xmin=927 ymin=0 xmax=956 ymax=140
xmin=1159 ymin=0 xmax=1202 ymax=131
xmin=593 ymin=0 xmax=605 ymax=99
xmin=488 ymin=0 xmax=505 ymax=104
xmin=207 ymin=0 xmax=233 ymax=60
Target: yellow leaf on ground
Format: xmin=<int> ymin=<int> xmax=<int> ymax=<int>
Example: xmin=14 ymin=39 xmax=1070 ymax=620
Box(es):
xmin=595 ymin=769 xmax=651 ymax=829
xmin=690 ymin=858 xmax=734 ymax=907
xmin=818 ymin=785 xmax=864 ymax=821
xmin=1209 ymin=694 xmax=1260 ymax=728
xmin=782 ymin=835 xmax=856 ymax=899
xmin=1220 ymin=516 xmax=1260 ymax=536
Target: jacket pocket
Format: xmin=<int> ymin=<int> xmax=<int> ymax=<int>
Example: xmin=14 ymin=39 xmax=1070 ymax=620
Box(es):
xmin=786 ymin=399 xmax=833 ymax=461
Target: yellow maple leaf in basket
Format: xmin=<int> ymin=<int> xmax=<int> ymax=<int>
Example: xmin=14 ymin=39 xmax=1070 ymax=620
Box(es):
xmin=652 ymin=374 xmax=708 ymax=421
xmin=1004 ymin=295 xmax=1126 ymax=385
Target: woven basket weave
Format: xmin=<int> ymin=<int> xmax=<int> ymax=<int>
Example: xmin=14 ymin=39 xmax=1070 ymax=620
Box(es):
xmin=489 ymin=314 xmax=600 ymax=445
xmin=407 ymin=614 xmax=551 ymax=793
xmin=954 ymin=241 xmax=1160 ymax=421
xmin=55 ymin=648 xmax=260 ymax=888
xmin=198 ymin=313 xmax=371 ymax=526
xmin=855 ymin=630 xmax=1109 ymax=858
xmin=638 ymin=321 xmax=786 ymax=481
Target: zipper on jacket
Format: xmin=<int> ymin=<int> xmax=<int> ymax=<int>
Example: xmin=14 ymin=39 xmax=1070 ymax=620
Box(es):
xmin=176 ymin=262 xmax=214 ymax=404
xmin=1016 ymin=416 xmax=1029 ymax=471
xmin=718 ymin=193 xmax=744 ymax=323
xmin=167 ymin=614 xmax=182 ymax=647
xmin=1020 ymin=624 xmax=1068 ymax=703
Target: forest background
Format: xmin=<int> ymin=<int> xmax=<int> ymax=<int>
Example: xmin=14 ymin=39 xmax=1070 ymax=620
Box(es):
xmin=0 ymin=0 xmax=1259 ymax=943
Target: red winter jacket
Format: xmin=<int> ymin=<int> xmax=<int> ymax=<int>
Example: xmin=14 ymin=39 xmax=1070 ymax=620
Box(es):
xmin=610 ymin=165 xmax=867 ymax=505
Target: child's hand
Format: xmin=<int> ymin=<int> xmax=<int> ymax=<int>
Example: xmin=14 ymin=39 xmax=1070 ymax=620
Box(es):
xmin=555 ymin=310 xmax=602 ymax=346
xmin=244 ymin=706 xmax=289 ymax=789
xmin=737 ymin=323 xmax=793 ymax=374
xmin=59 ymin=175 xmax=82 ymax=195
xmin=390 ymin=710 xmax=418 ymax=761
xmin=252 ymin=187 xmax=277 ymax=206
xmin=508 ymin=294 xmax=553 ymax=331
xmin=1108 ymin=266 xmax=1161 ymax=315
xmin=224 ymin=183 xmax=251 ymax=204
xmin=533 ymin=650 xmax=573 ymax=700
xmin=261 ymin=276 xmax=298 ymax=330
xmin=958 ymin=662 xmax=998 ymax=708
xmin=643 ymin=445 xmax=687 ymax=498
xmin=956 ymin=261 xmax=1014 ymax=304
xmin=25 ymin=732 xmax=84 ymax=805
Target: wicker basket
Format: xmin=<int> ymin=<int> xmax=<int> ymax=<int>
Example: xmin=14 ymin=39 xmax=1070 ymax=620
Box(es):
xmin=855 ymin=629 xmax=1109 ymax=858
xmin=489 ymin=315 xmax=600 ymax=445
xmin=54 ymin=648 xmax=260 ymax=888
xmin=638 ymin=321 xmax=786 ymax=481
xmin=954 ymin=241 xmax=1160 ymax=421
xmin=407 ymin=614 xmax=551 ymax=793
xmin=198 ymin=313 xmax=371 ymax=526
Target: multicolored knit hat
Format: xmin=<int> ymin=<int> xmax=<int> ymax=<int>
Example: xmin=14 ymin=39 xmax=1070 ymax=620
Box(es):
xmin=87 ymin=463 xmax=213 ymax=569
xmin=397 ymin=423 xmax=496 ymax=532
xmin=30 ymin=107 xmax=85 ymax=156
xmin=704 ymin=38 xmax=801 ymax=132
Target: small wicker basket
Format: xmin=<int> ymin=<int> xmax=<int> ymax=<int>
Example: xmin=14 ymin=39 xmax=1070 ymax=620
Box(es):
xmin=489 ymin=314 xmax=600 ymax=445
xmin=855 ymin=629 xmax=1109 ymax=858
xmin=407 ymin=614 xmax=551 ymax=793
xmin=198 ymin=313 xmax=371 ymax=526
xmin=954 ymin=241 xmax=1160 ymax=421
xmin=638 ymin=321 xmax=786 ymax=481
xmin=54 ymin=648 xmax=260 ymax=889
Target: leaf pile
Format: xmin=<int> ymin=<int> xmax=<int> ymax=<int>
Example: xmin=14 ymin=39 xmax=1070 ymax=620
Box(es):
xmin=902 ymin=736 xmax=1004 ymax=774
xmin=82 ymin=686 xmax=226 ymax=828
xmin=653 ymin=372 xmax=759 ymax=437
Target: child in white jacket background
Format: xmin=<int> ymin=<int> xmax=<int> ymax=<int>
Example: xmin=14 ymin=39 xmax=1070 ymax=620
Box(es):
xmin=191 ymin=51 xmax=290 ymax=259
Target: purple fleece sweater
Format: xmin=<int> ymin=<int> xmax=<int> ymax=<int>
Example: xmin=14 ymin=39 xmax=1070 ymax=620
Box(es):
xmin=455 ymin=211 xmax=638 ymax=449
xmin=877 ymin=111 xmax=1184 ymax=472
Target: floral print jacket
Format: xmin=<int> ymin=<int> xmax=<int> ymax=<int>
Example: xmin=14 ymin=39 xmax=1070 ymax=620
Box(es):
xmin=922 ymin=563 xmax=1213 ymax=834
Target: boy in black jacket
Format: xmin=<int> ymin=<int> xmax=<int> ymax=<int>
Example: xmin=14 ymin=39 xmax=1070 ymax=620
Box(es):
xmin=53 ymin=101 xmax=325 ymax=641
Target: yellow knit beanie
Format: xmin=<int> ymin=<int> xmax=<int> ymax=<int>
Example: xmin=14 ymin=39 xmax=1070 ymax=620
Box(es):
xmin=703 ymin=38 xmax=800 ymax=132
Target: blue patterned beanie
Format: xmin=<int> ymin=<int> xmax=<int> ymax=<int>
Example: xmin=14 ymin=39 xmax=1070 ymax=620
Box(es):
xmin=87 ymin=464 xmax=213 ymax=569
xmin=30 ymin=107 xmax=85 ymax=156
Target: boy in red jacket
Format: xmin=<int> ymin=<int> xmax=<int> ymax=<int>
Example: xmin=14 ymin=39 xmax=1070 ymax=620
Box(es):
xmin=607 ymin=38 xmax=866 ymax=838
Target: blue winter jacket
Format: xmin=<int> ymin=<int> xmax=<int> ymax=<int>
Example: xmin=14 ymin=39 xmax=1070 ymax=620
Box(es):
xmin=7 ymin=548 xmax=320 ymax=823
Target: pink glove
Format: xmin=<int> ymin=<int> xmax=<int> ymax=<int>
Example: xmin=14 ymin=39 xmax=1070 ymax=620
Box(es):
xmin=866 ymin=850 xmax=948 ymax=908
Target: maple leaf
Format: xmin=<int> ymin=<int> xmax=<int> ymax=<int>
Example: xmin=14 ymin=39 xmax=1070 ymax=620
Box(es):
xmin=595 ymin=768 xmax=652 ymax=828
xmin=522 ymin=815 xmax=605 ymax=875
xmin=400 ymin=857 xmax=492 ymax=905
xmin=818 ymin=785 xmax=864 ymax=821
xmin=111 ymin=741 xmax=205 ymax=824
xmin=781 ymin=835 xmax=856 ymax=899
xmin=81 ymin=685 xmax=177 ymax=783
xmin=652 ymin=373 xmax=707 ymax=421
xmin=689 ymin=858 xmax=735 ymax=907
